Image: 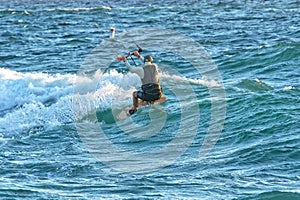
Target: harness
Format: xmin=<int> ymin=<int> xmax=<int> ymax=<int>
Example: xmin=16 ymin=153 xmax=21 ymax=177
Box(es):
xmin=141 ymin=83 xmax=162 ymax=102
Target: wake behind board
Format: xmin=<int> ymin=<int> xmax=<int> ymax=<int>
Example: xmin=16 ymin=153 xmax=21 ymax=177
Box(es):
xmin=116 ymin=96 xmax=167 ymax=121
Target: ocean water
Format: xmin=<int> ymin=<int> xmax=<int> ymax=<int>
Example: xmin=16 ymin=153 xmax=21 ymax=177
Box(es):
xmin=0 ymin=0 xmax=299 ymax=199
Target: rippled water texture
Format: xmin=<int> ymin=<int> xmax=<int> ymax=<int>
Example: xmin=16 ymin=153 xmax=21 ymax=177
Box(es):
xmin=0 ymin=0 xmax=299 ymax=199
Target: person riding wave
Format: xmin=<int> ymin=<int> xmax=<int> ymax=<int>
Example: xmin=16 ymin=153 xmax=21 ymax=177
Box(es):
xmin=120 ymin=51 xmax=163 ymax=115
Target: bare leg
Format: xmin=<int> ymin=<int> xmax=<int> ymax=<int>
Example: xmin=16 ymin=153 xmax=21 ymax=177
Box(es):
xmin=132 ymin=91 xmax=139 ymax=111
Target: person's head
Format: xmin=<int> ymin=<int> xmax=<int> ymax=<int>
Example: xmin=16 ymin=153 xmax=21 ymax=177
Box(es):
xmin=144 ymin=55 xmax=153 ymax=64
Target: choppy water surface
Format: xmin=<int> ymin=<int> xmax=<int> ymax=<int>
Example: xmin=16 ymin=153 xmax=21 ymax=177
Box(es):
xmin=0 ymin=0 xmax=299 ymax=199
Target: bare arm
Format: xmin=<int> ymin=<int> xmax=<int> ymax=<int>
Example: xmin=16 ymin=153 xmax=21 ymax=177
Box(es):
xmin=138 ymin=55 xmax=144 ymax=63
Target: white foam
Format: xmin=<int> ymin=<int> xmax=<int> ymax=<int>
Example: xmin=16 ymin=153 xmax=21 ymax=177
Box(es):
xmin=0 ymin=68 xmax=75 ymax=112
xmin=0 ymin=68 xmax=214 ymax=135
xmin=0 ymin=68 xmax=141 ymax=135
xmin=72 ymin=70 xmax=141 ymax=122
xmin=159 ymin=72 xmax=220 ymax=87
xmin=283 ymin=86 xmax=295 ymax=91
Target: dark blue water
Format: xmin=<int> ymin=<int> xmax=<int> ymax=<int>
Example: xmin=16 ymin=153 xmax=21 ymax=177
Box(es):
xmin=0 ymin=0 xmax=299 ymax=199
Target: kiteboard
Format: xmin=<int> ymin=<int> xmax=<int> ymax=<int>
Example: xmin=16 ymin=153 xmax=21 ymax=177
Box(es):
xmin=116 ymin=95 xmax=167 ymax=120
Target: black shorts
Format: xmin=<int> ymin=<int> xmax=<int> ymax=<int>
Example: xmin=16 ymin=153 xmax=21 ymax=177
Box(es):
xmin=137 ymin=83 xmax=162 ymax=102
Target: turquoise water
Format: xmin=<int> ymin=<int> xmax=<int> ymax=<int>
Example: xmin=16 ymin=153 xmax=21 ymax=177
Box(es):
xmin=1 ymin=0 xmax=299 ymax=199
